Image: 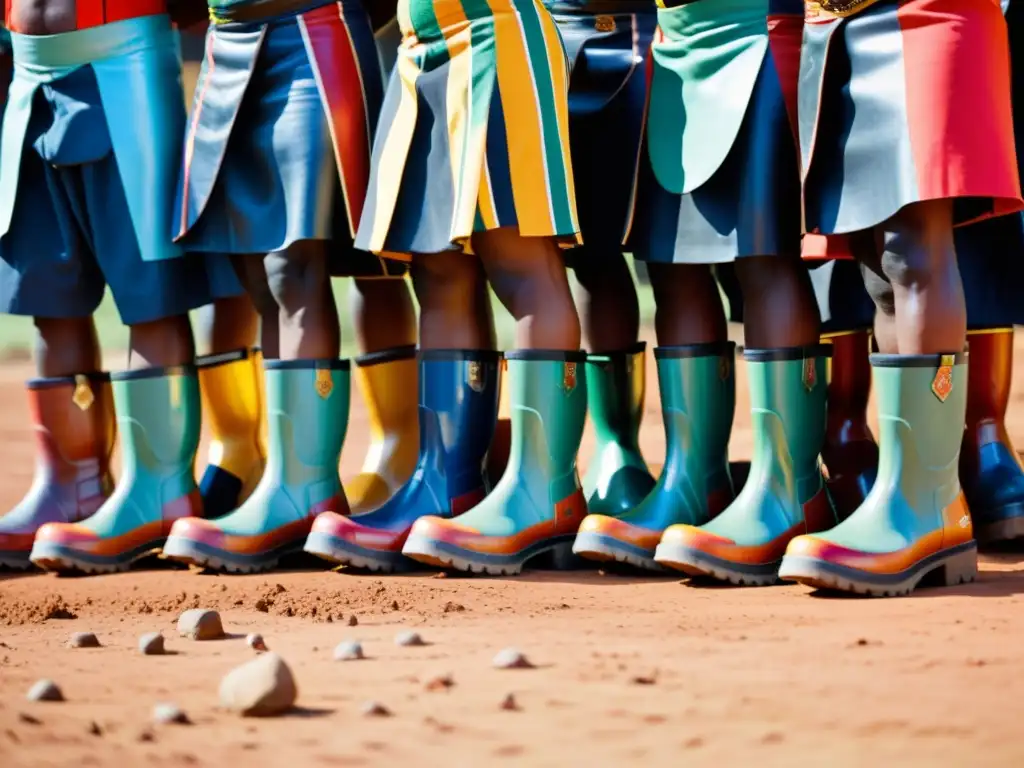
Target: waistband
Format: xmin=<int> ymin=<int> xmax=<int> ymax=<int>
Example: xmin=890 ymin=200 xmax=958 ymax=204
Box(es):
xmin=10 ymin=14 xmax=174 ymax=69
xmin=4 ymin=0 xmax=168 ymax=33
xmin=209 ymin=0 xmax=338 ymax=24
xmin=546 ymin=0 xmax=655 ymax=14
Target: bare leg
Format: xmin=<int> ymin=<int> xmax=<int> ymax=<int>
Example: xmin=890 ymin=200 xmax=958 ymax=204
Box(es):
xmin=646 ymin=262 xmax=727 ymax=346
xmin=734 ymin=255 xmax=820 ymax=348
xmin=571 ymin=247 xmax=640 ymax=352
xmin=127 ymin=315 xmax=195 ymax=369
xmin=195 ymin=294 xmax=259 ymax=357
xmin=350 ymin=277 xmax=417 ymax=354
xmin=411 ymin=251 xmax=495 ymax=350
xmin=33 ymin=316 xmax=102 ymax=377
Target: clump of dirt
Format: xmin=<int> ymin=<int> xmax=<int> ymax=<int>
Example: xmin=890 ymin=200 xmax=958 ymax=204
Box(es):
xmin=0 ymin=594 xmax=78 ymax=625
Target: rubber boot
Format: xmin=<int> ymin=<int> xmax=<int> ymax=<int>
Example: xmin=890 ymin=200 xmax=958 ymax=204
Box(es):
xmin=31 ymin=366 xmax=203 ymax=573
xmin=486 ymin=357 xmax=512 ymax=487
xmin=403 ymin=351 xmax=588 ymax=574
xmin=197 ymin=348 xmax=266 ymax=518
xmin=343 ymin=345 xmax=419 ymax=513
xmin=655 ymin=347 xmax=835 ymax=584
xmin=960 ymin=329 xmax=1024 ymax=543
xmin=306 ymin=350 xmax=500 ymax=571
xmin=164 ymin=359 xmax=349 ymax=572
xmin=574 ymin=343 xmax=736 ymax=570
xmin=581 ymin=342 xmax=656 ymax=516
xmin=0 ymin=375 xmax=115 ymax=569
xmin=822 ymin=330 xmax=879 ymax=519
xmin=780 ymin=353 xmax=977 ymax=596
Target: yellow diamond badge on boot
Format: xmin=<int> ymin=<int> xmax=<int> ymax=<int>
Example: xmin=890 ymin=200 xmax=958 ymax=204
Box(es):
xmin=802 ymin=357 xmax=817 ymax=391
xmin=563 ymin=362 xmax=578 ymax=394
xmin=932 ymin=355 xmax=955 ymax=402
xmin=468 ymin=361 xmax=485 ymax=393
xmin=315 ymin=367 xmax=334 ymax=400
xmin=71 ymin=375 xmax=94 ymax=411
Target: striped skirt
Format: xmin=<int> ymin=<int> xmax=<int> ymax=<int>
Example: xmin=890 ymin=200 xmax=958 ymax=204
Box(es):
xmin=626 ymin=0 xmax=805 ymax=264
xmin=800 ymin=0 xmax=1023 ymax=236
xmin=355 ymin=0 xmax=580 ymax=256
xmin=175 ymin=0 xmax=403 ymax=277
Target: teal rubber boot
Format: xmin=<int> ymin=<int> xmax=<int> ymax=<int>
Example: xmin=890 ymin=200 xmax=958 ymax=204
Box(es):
xmin=575 ymin=343 xmax=736 ymax=570
xmin=780 ymin=353 xmax=977 ymax=596
xmin=655 ymin=347 xmax=835 ymax=584
xmin=164 ymin=359 xmax=349 ymax=573
xmin=31 ymin=366 xmax=202 ymax=574
xmin=403 ymin=351 xmax=589 ymax=574
xmin=582 ymin=343 xmax=655 ymax=515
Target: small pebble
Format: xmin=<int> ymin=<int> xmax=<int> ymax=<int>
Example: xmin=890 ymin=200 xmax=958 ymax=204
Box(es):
xmin=138 ymin=632 xmax=165 ymax=656
xmin=630 ymin=673 xmax=658 ymax=686
xmin=137 ymin=729 xmax=155 ymax=743
xmin=333 ymin=640 xmax=365 ymax=661
xmin=500 ymin=693 xmax=519 ymax=711
xmin=492 ymin=648 xmax=534 ymax=670
xmin=247 ymin=633 xmax=268 ymax=652
xmin=219 ymin=652 xmax=297 ymax=717
xmin=424 ymin=673 xmax=454 ymax=692
xmin=395 ymin=631 xmax=425 ymax=647
xmin=360 ymin=701 xmax=392 ymax=718
xmin=152 ymin=703 xmax=191 ymax=725
xmin=347 ymin=615 xmax=359 ymax=627
xmin=87 ymin=721 xmax=102 ymax=736
xmin=26 ymin=680 xmax=63 ymax=703
xmin=67 ymin=632 xmax=100 ymax=649
xmin=18 ymin=713 xmax=41 ymax=725
xmin=177 ymin=609 xmax=224 ymax=641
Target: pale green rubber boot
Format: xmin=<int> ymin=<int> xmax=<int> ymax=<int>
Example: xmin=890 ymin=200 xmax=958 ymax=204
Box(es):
xmin=31 ymin=366 xmax=202 ymax=574
xmin=780 ymin=353 xmax=977 ymax=596
xmin=164 ymin=359 xmax=349 ymax=573
xmin=403 ymin=351 xmax=589 ymax=574
xmin=582 ymin=343 xmax=655 ymax=516
xmin=575 ymin=342 xmax=736 ymax=570
xmin=655 ymin=346 xmax=836 ymax=584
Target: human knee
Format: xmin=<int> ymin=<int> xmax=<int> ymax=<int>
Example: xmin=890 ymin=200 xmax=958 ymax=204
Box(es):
xmin=412 ymin=253 xmax=484 ymax=305
xmin=571 ymin=246 xmax=631 ymax=291
xmin=862 ymin=264 xmax=895 ymax=318
xmin=264 ymin=242 xmax=330 ymax=315
xmin=880 ymin=201 xmax=957 ymax=291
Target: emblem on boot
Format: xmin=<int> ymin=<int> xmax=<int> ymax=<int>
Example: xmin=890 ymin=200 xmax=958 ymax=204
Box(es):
xmin=315 ymin=368 xmax=334 ymax=399
xmin=932 ymin=356 xmax=954 ymax=403
xmin=72 ymin=376 xmax=94 ymax=411
xmin=802 ymin=358 xmax=817 ymax=391
xmin=563 ymin=362 xmax=578 ymax=393
xmin=468 ymin=361 xmax=485 ymax=393
xmin=594 ymin=15 xmax=616 ymax=32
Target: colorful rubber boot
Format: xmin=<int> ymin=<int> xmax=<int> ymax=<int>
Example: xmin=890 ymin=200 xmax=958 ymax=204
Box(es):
xmin=486 ymin=357 xmax=512 ymax=487
xmin=343 ymin=345 xmax=419 ymax=513
xmin=307 ymin=350 xmax=500 ymax=571
xmin=780 ymin=353 xmax=976 ymax=595
xmin=403 ymin=351 xmax=588 ymax=574
xmin=655 ymin=347 xmax=835 ymax=585
xmin=164 ymin=359 xmax=349 ymax=572
xmin=575 ymin=343 xmax=736 ymax=570
xmin=0 ymin=375 xmax=115 ymax=569
xmin=31 ymin=367 xmax=203 ymax=573
xmin=960 ymin=329 xmax=1024 ymax=543
xmin=197 ymin=348 xmax=266 ymax=518
xmin=822 ymin=330 xmax=879 ymax=518
xmin=581 ymin=342 xmax=655 ymax=516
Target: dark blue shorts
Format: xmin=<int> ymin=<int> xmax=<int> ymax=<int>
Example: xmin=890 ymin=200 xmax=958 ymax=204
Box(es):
xmin=0 ymin=65 xmax=218 ymax=324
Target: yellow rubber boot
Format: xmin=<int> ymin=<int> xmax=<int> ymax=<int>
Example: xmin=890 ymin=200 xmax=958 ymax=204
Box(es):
xmin=344 ymin=346 xmax=419 ymax=513
xmin=197 ymin=348 xmax=266 ymax=518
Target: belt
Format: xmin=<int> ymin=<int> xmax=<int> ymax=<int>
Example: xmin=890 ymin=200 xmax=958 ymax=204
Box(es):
xmin=805 ymin=0 xmax=883 ymax=17
xmin=209 ymin=0 xmax=336 ymax=25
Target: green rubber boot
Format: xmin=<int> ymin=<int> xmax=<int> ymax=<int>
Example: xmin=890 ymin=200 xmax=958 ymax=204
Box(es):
xmin=582 ymin=343 xmax=655 ymax=516
xmin=31 ymin=366 xmax=202 ymax=574
xmin=655 ymin=346 xmax=835 ymax=584
xmin=403 ymin=351 xmax=588 ymax=574
xmin=780 ymin=353 xmax=977 ymax=596
xmin=164 ymin=359 xmax=349 ymax=573
xmin=575 ymin=343 xmax=736 ymax=570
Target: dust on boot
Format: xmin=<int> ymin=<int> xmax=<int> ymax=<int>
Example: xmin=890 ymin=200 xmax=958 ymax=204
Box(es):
xmin=31 ymin=367 xmax=203 ymax=573
xmin=197 ymin=348 xmax=266 ymax=518
xmin=403 ymin=352 xmax=588 ymax=575
xmin=821 ymin=330 xmax=879 ymax=519
xmin=655 ymin=347 xmax=835 ymax=585
xmin=306 ymin=350 xmax=500 ymax=571
xmin=581 ymin=342 xmax=655 ymax=516
xmin=780 ymin=353 xmax=977 ymax=596
xmin=0 ymin=375 xmax=115 ymax=569
xmin=343 ymin=345 xmax=419 ymax=514
xmin=164 ymin=359 xmax=349 ymax=573
xmin=574 ymin=343 xmax=735 ymax=570
xmin=960 ymin=329 xmax=1024 ymax=543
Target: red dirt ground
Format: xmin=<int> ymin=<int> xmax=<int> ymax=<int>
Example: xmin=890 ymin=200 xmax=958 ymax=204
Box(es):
xmin=2 ymin=334 xmax=1024 ymax=767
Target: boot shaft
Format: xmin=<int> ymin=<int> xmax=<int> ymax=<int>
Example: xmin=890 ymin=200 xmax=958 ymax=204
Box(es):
xmin=585 ymin=342 xmax=646 ymax=451
xmin=354 ymin=345 xmax=419 ymax=439
xmin=824 ymin=330 xmax=874 ymax=446
xmin=111 ymin=366 xmax=201 ymax=473
xmin=656 ymin=342 xmax=735 ymax=463
xmin=964 ymin=329 xmax=1012 ymax=425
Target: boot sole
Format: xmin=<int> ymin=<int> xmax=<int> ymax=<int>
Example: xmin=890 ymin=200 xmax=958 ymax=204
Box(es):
xmin=974 ymin=504 xmax=1024 ymax=544
xmin=29 ymin=539 xmax=167 ymax=575
xmin=653 ymin=543 xmax=780 ymax=586
xmin=403 ymin=533 xmax=579 ymax=575
xmin=571 ymin=532 xmax=663 ymax=572
xmin=162 ymin=536 xmax=302 ymax=574
xmin=0 ymin=550 xmax=34 ymax=571
xmin=777 ymin=540 xmax=978 ymax=597
xmin=303 ymin=532 xmax=412 ymax=574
